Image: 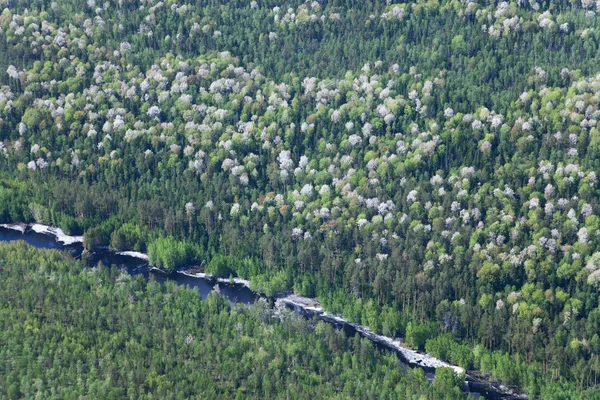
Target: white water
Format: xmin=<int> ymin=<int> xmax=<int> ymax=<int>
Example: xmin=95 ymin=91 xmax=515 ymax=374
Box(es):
xmin=216 ymin=276 xmax=251 ymax=288
xmin=115 ymin=251 xmax=149 ymax=261
xmin=30 ymin=224 xmax=84 ymax=245
xmin=277 ymin=295 xmax=465 ymax=374
xmin=178 ymin=270 xmax=207 ymax=278
xmin=178 ymin=270 xmax=251 ymax=288
xmin=0 ymin=223 xmax=27 ymax=234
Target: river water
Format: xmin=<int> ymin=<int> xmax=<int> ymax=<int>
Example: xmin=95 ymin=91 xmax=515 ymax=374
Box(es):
xmin=0 ymin=226 xmax=257 ymax=304
xmin=0 ymin=226 xmax=523 ymax=399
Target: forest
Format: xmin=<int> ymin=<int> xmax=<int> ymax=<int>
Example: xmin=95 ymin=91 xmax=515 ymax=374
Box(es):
xmin=2 ymin=0 xmax=600 ymax=397
xmin=0 ymin=241 xmax=473 ymax=399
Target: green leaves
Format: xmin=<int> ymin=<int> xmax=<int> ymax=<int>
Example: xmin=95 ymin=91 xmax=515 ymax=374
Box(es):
xmin=205 ymin=254 xmax=234 ymax=277
xmin=4 ymin=0 xmax=600 ymax=396
xmin=0 ymin=242 xmax=474 ymax=400
xmin=147 ymin=236 xmax=196 ymax=272
xmin=405 ymin=321 xmax=438 ymax=350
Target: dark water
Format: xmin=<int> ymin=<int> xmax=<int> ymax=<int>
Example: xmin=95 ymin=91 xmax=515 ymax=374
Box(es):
xmin=0 ymin=226 xmax=520 ymax=399
xmin=286 ymin=303 xmax=518 ymax=399
xmin=0 ymin=227 xmax=256 ymax=304
xmin=0 ymin=226 xmax=68 ymax=250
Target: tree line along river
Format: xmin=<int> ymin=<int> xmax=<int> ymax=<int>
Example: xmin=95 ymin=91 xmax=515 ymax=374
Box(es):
xmin=0 ymin=225 xmax=526 ymax=400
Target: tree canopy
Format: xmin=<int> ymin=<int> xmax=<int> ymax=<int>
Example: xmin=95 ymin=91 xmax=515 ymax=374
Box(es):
xmin=2 ymin=0 xmax=600 ymax=396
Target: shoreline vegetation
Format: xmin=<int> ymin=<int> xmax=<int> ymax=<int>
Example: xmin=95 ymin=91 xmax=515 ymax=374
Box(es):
xmin=1 ymin=241 xmax=475 ymax=399
xmin=0 ymin=222 xmax=525 ymax=399
xmin=4 ymin=0 xmax=600 ymax=397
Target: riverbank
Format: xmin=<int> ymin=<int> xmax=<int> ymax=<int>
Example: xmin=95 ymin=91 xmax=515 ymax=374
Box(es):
xmin=179 ymin=269 xmax=251 ymax=289
xmin=115 ymin=251 xmax=149 ymax=261
xmin=275 ymin=295 xmax=526 ymax=399
xmin=0 ymin=222 xmax=27 ymax=233
xmin=277 ymin=295 xmax=465 ymax=373
xmin=1 ymin=223 xmax=83 ymax=245
xmin=0 ymin=223 xmax=526 ymax=399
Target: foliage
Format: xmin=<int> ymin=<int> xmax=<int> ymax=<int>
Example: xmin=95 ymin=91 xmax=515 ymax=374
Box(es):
xmin=0 ymin=241 xmax=470 ymax=399
xmin=147 ymin=236 xmax=196 ymax=272
xmin=405 ymin=321 xmax=438 ymax=350
xmin=3 ymin=0 xmax=600 ymax=395
xmin=205 ymin=254 xmax=234 ymax=277
xmin=250 ymin=270 xmax=290 ymax=297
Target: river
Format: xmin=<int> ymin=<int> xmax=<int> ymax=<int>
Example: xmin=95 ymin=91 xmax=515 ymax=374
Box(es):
xmin=0 ymin=225 xmax=525 ymax=399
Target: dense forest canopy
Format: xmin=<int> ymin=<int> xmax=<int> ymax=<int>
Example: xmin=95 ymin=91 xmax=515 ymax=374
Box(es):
xmin=2 ymin=0 xmax=600 ymax=397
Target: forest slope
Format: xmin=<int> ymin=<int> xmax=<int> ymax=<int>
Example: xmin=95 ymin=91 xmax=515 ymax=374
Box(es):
xmin=2 ymin=0 xmax=600 ymax=396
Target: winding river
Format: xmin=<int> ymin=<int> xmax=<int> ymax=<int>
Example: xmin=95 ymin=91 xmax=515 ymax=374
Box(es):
xmin=0 ymin=225 xmax=526 ymax=399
